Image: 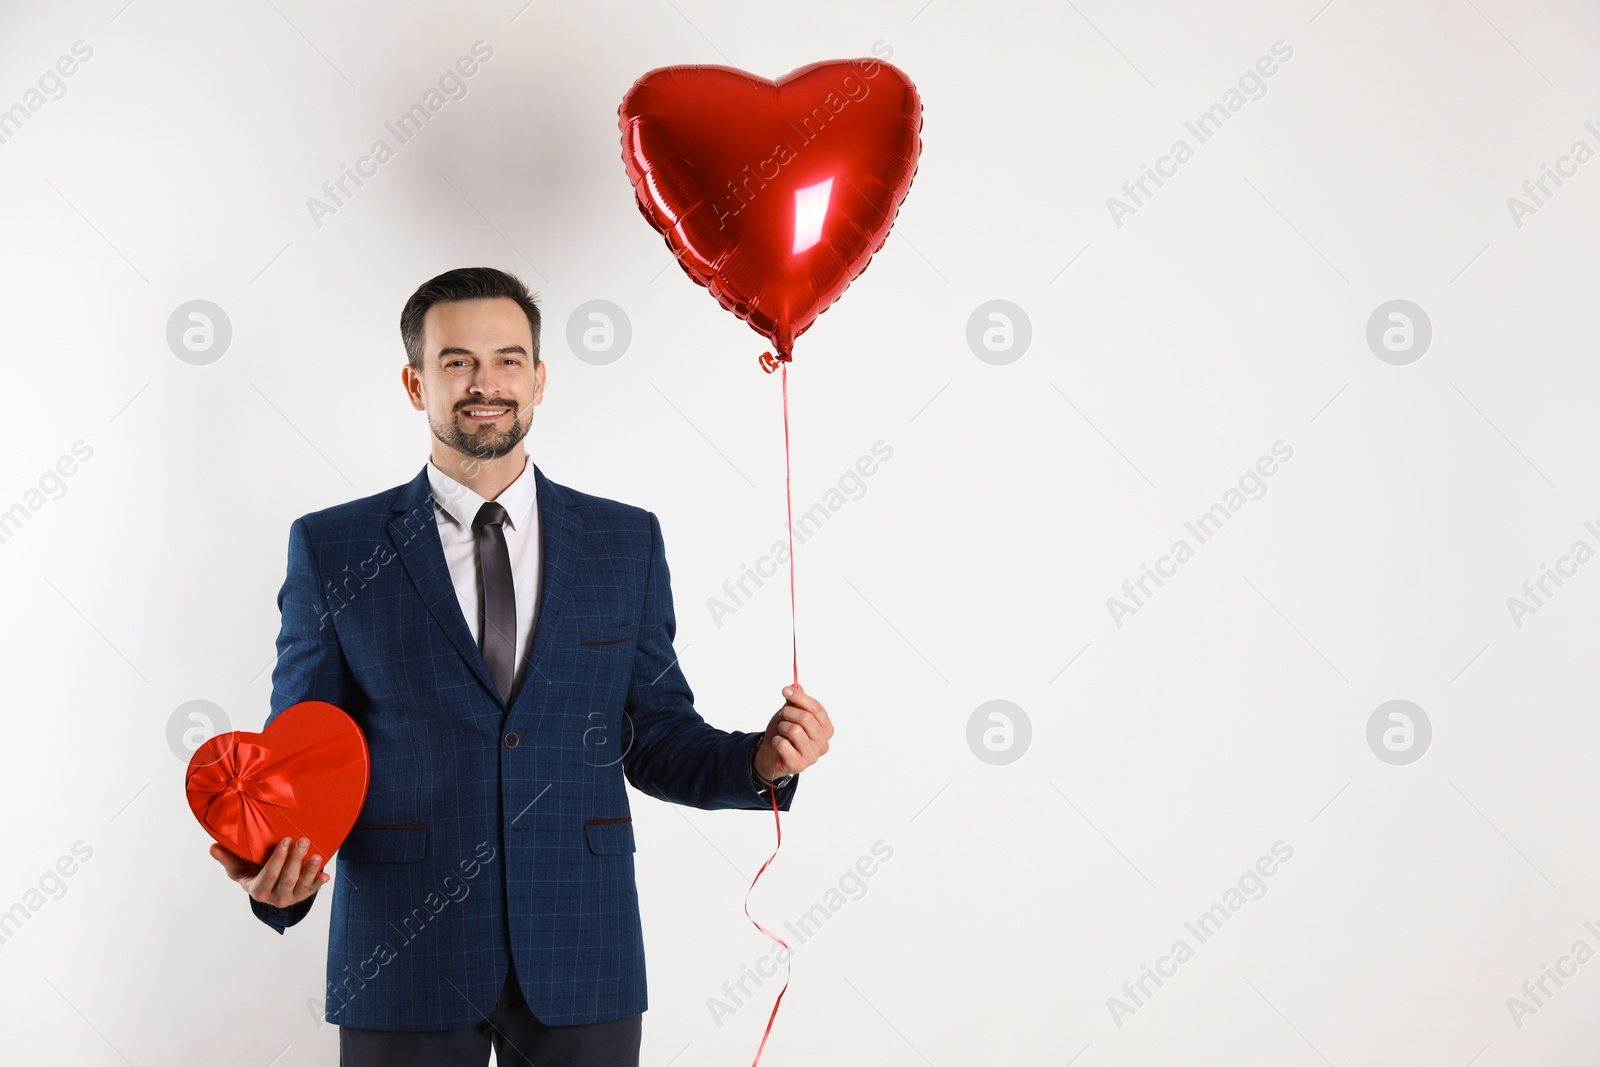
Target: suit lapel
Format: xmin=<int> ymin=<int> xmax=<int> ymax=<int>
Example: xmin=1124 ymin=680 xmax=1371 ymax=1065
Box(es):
xmin=387 ymin=462 xmax=583 ymax=710
xmin=388 ymin=466 xmax=499 ymax=702
xmin=510 ymin=464 xmax=582 ymax=707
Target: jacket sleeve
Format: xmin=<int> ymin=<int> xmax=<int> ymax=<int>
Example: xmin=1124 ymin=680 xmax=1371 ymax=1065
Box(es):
xmin=622 ymin=512 xmax=799 ymax=812
xmin=250 ymin=515 xmax=356 ymax=933
xmin=252 ymin=893 xmax=317 ymax=932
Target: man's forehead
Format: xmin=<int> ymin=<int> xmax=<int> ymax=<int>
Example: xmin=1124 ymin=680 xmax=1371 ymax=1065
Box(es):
xmin=423 ymin=298 xmax=531 ymax=349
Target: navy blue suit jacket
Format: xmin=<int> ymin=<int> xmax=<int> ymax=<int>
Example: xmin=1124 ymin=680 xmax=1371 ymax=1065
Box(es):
xmin=250 ymin=462 xmax=797 ymax=1029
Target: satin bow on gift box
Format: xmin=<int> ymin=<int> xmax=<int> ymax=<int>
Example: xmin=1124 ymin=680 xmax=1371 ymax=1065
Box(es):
xmin=185 ymin=701 xmax=370 ymax=867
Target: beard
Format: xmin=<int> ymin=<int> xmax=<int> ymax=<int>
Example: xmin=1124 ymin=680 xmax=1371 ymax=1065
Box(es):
xmin=429 ymin=403 xmax=529 ymax=460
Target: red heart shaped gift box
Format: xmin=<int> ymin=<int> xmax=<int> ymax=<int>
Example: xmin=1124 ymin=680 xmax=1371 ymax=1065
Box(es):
xmin=186 ymin=701 xmax=370 ymax=866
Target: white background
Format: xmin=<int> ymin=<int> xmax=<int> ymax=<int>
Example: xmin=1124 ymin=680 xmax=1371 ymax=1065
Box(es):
xmin=1 ymin=0 xmax=1598 ymax=1064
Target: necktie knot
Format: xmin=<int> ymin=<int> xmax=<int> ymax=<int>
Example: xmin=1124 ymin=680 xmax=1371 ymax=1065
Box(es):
xmin=473 ymin=501 xmax=509 ymax=533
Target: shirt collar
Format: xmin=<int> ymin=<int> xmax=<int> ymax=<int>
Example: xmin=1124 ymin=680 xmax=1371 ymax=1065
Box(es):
xmin=426 ymin=453 xmax=538 ymax=531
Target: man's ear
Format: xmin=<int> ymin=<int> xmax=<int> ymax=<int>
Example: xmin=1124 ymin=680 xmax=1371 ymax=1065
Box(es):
xmin=401 ymin=365 xmax=426 ymax=411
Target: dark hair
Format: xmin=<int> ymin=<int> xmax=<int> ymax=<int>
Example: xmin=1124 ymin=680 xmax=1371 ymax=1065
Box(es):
xmin=399 ymin=266 xmax=541 ymax=371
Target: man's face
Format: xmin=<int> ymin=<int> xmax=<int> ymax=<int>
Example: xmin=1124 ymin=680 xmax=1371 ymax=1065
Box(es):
xmin=403 ymin=296 xmax=546 ymax=463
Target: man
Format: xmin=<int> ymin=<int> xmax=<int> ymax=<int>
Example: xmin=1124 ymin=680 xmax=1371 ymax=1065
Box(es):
xmin=209 ymin=266 xmax=833 ymax=1067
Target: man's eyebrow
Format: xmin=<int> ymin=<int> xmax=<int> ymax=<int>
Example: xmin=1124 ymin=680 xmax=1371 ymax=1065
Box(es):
xmin=435 ymin=345 xmax=529 ymax=359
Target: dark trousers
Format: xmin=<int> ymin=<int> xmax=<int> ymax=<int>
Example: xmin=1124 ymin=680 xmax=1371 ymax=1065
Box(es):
xmin=338 ymin=963 xmax=642 ymax=1067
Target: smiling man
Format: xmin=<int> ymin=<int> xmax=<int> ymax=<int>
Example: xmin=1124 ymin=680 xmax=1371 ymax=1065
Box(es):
xmin=210 ymin=265 xmax=833 ymax=1067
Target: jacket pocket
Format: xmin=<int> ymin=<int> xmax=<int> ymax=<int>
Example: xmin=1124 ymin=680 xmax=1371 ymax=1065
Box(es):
xmin=579 ymin=623 xmax=636 ymax=648
xmin=583 ymin=818 xmax=636 ymax=855
xmin=339 ymin=823 xmax=427 ymax=863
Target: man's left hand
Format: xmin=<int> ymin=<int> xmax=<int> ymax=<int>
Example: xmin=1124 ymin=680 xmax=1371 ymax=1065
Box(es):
xmin=754 ymin=683 xmax=832 ymax=783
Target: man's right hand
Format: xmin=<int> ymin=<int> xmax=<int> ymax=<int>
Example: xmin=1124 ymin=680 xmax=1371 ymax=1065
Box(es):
xmin=211 ymin=835 xmax=329 ymax=909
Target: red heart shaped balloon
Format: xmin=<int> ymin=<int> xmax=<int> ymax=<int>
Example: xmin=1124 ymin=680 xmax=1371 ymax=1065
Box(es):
xmin=620 ymin=58 xmax=923 ymax=359
xmin=186 ymin=701 xmax=369 ymax=867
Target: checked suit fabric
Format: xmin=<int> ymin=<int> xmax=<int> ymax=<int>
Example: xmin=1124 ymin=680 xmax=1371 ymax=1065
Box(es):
xmin=247 ymin=460 xmax=798 ymax=1030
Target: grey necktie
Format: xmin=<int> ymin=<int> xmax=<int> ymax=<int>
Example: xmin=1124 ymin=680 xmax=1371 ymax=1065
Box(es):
xmin=472 ymin=501 xmax=516 ymax=702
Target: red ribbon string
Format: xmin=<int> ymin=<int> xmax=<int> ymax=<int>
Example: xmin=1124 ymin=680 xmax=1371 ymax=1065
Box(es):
xmin=757 ymin=350 xmax=798 ymax=687
xmin=749 ymin=349 xmax=797 ymax=1067
xmin=743 ymin=782 xmax=789 ymax=1067
xmin=780 ymin=356 xmax=798 ymax=690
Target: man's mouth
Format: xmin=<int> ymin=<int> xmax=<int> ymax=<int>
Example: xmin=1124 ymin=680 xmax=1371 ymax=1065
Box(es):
xmin=462 ymin=406 xmax=512 ymax=421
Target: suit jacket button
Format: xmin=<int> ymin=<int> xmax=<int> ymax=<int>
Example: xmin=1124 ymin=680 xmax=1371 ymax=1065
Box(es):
xmin=504 ymin=731 xmax=519 ymax=749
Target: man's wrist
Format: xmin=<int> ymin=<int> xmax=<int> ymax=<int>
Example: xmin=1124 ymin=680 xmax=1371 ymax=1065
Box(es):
xmin=749 ymin=735 xmax=794 ymax=790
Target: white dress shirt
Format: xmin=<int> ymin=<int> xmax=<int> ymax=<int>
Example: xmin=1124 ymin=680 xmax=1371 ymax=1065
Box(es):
xmin=426 ymin=453 xmax=541 ymax=696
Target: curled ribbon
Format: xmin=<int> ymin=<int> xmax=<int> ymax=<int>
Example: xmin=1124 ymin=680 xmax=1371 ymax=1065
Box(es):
xmin=187 ymin=734 xmax=362 ymax=853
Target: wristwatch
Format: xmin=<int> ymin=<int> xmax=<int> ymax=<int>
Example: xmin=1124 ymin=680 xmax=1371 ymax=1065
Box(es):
xmin=749 ymin=735 xmax=794 ymax=791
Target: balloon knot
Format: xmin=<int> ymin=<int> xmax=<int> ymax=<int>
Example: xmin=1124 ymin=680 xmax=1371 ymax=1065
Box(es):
xmin=758 ymin=351 xmax=791 ymax=374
